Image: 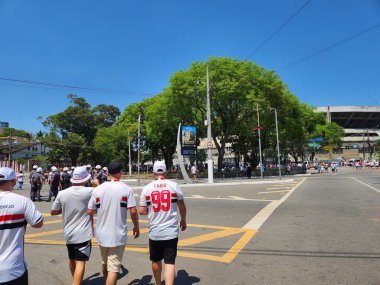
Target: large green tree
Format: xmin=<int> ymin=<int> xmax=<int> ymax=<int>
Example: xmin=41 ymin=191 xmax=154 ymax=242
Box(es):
xmin=41 ymin=94 xmax=120 ymax=164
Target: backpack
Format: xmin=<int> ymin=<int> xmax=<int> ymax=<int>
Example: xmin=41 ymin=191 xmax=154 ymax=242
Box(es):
xmin=32 ymin=173 xmax=42 ymax=188
xmin=51 ymin=172 xmax=60 ymax=186
xmin=61 ymin=173 xmax=71 ymax=188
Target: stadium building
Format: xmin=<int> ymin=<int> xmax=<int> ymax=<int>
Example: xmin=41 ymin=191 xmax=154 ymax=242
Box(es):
xmin=314 ymin=106 xmax=380 ymax=161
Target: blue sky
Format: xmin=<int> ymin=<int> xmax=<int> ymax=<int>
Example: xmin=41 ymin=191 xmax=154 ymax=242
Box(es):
xmin=1 ymin=0 xmax=379 ymax=133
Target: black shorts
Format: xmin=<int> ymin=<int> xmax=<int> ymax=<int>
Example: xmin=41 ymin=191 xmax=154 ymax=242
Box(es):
xmin=149 ymin=238 xmax=178 ymax=264
xmin=66 ymin=240 xmax=92 ymax=261
xmin=0 ymin=270 xmax=28 ymax=285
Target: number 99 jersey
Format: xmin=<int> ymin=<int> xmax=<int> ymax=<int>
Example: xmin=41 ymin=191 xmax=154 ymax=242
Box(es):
xmin=140 ymin=177 xmax=184 ymax=241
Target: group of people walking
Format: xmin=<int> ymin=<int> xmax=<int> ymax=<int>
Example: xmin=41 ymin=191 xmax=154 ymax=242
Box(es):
xmin=0 ymin=160 xmax=187 ymax=285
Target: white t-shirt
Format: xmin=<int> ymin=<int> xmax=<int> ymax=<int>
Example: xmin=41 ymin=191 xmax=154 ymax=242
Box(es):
xmin=88 ymin=180 xmax=136 ymax=247
xmin=0 ymin=191 xmax=43 ymax=282
xmin=51 ymin=186 xmax=93 ymax=244
xmin=140 ymin=177 xmax=184 ymax=241
xmin=17 ymin=173 xmax=24 ymax=182
xmin=191 ymin=166 xmax=197 ymax=174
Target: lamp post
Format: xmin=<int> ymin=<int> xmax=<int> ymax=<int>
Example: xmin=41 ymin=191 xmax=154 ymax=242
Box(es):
xmin=257 ymin=103 xmax=264 ymax=179
xmin=137 ymin=114 xmax=141 ymax=186
xmin=206 ymin=62 xmax=214 ymax=183
xmin=272 ymin=108 xmax=282 ymax=179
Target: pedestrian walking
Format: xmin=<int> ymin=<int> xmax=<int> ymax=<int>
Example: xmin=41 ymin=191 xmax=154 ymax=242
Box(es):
xmin=246 ymin=164 xmax=252 ymax=179
xmin=191 ymin=164 xmax=198 ymax=181
xmin=0 ymin=167 xmax=44 ymax=284
xmin=87 ymin=161 xmax=140 ymax=285
xmin=47 ymin=166 xmax=61 ymax=202
xmin=51 ymin=166 xmax=93 ymax=285
xmin=16 ymin=170 xmax=24 ymax=190
xmin=61 ymin=167 xmax=71 ymax=190
xmin=31 ymin=167 xmax=44 ymax=201
xmin=139 ymin=161 xmax=187 ymax=285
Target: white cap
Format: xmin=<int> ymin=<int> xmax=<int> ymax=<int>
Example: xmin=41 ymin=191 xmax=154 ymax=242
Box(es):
xmin=71 ymin=166 xmax=75 ymax=170
xmin=0 ymin=167 xmax=16 ymax=181
xmin=153 ymin=161 xmax=167 ymax=173
xmin=95 ymin=165 xmax=101 ymax=170
xmin=51 ymin=166 xmax=58 ymax=172
xmin=36 ymin=167 xmax=43 ymax=173
xmin=33 ymin=165 xmax=38 ymax=169
xmin=102 ymin=167 xmax=108 ymax=171
xmin=63 ymin=167 xmax=69 ymax=172
xmin=86 ymin=164 xmax=91 ymax=168
xmin=70 ymin=166 xmax=91 ymax=184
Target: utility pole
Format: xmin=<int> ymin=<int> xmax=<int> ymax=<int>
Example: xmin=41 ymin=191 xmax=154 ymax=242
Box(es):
xmin=128 ymin=129 xmax=132 ymax=177
xmin=257 ymin=103 xmax=264 ymax=179
xmin=206 ymin=62 xmax=214 ymax=183
xmin=137 ymin=114 xmax=141 ymax=186
xmin=272 ymin=108 xmax=282 ymax=179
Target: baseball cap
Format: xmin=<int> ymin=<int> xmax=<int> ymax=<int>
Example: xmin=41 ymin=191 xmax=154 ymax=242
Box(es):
xmin=70 ymin=166 xmax=91 ymax=184
xmin=33 ymin=165 xmax=38 ymax=169
xmin=51 ymin=166 xmax=58 ymax=172
xmin=36 ymin=167 xmax=43 ymax=173
xmin=107 ymin=161 xmax=123 ymax=175
xmin=63 ymin=167 xmax=69 ymax=172
xmin=95 ymin=165 xmax=101 ymax=170
xmin=0 ymin=167 xmax=16 ymax=181
xmin=153 ymin=161 xmax=167 ymax=173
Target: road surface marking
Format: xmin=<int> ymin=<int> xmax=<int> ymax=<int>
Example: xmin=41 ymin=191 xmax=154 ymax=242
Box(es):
xmin=228 ymin=196 xmax=248 ymax=200
xmin=188 ymin=196 xmax=274 ymax=202
xmin=222 ymin=230 xmax=256 ymax=263
xmin=178 ymin=228 xmax=244 ymax=247
xmin=243 ymin=178 xmax=307 ymax=230
xmin=351 ymin=177 xmax=380 ymax=194
xmin=258 ymin=190 xmax=290 ymax=194
xmin=191 ymin=195 xmax=205 ymax=198
xmin=25 ymin=217 xmax=255 ymax=264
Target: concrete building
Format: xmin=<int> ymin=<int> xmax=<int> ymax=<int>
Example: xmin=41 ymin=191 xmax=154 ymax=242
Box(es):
xmin=315 ymin=106 xmax=380 ymax=161
xmin=0 ymin=121 xmax=9 ymax=134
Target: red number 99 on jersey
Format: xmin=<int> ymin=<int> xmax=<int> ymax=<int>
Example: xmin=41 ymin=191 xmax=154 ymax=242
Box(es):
xmin=151 ymin=190 xmax=171 ymax=212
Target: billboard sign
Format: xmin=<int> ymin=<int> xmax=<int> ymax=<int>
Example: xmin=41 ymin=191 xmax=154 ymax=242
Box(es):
xmin=181 ymin=125 xmax=197 ymax=155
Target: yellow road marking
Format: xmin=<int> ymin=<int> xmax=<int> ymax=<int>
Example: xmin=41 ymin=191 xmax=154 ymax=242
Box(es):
xmin=26 ymin=216 xmax=256 ymax=263
xmin=221 ymin=230 xmax=256 ymax=263
xmin=25 ymin=229 xmax=63 ymax=238
xmin=178 ymin=228 xmax=245 ymax=247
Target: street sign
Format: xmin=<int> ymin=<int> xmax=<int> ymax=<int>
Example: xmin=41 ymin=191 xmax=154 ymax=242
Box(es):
xmin=207 ymin=142 xmax=213 ymax=149
xmin=309 ymin=137 xmax=323 ymax=142
xmin=308 ymin=143 xmax=321 ymax=148
xmin=323 ymin=145 xmax=333 ymax=151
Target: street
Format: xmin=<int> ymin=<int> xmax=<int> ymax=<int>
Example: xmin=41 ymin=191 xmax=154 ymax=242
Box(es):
xmin=20 ymin=168 xmax=380 ymax=284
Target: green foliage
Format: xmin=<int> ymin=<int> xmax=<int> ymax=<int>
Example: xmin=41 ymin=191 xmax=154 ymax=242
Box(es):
xmin=93 ymin=126 xmax=130 ymax=165
xmin=313 ymin=122 xmax=345 ymax=147
xmin=0 ymin=128 xmax=31 ymax=139
xmin=41 ymin=95 xmax=120 ymax=164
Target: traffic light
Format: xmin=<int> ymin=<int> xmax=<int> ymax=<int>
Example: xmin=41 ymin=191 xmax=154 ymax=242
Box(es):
xmin=321 ymin=130 xmax=326 ymax=138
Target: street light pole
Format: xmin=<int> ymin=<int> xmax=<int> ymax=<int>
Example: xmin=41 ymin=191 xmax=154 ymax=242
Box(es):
xmin=272 ymin=108 xmax=282 ymax=179
xmin=137 ymin=114 xmax=141 ymax=186
xmin=206 ymin=62 xmax=214 ymax=183
xmin=128 ymin=129 xmax=132 ymax=177
xmin=257 ymin=103 xmax=264 ymax=179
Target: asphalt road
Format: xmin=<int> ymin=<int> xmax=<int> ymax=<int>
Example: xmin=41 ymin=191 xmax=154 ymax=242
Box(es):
xmin=16 ymin=167 xmax=380 ymax=284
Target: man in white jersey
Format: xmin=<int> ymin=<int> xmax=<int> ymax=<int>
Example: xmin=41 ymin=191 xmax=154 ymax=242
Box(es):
xmin=0 ymin=167 xmax=43 ymax=285
xmin=51 ymin=166 xmax=93 ymax=285
xmin=87 ymin=161 xmax=140 ymax=285
xmin=139 ymin=161 xmax=187 ymax=285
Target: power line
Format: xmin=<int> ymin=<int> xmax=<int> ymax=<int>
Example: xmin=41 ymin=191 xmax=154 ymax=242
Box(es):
xmin=246 ymin=0 xmax=312 ymax=59
xmin=277 ymin=23 xmax=380 ymax=71
xmin=0 ymin=76 xmax=154 ymax=96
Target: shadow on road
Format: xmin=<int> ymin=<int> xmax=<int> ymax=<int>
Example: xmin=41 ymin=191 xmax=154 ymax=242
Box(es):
xmin=83 ymin=265 xmax=129 ymax=285
xmin=126 ymin=270 xmax=200 ymax=285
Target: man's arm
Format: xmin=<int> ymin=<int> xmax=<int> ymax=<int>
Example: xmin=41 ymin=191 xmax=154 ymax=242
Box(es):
xmin=87 ymin=209 xmax=97 ymax=215
xmin=51 ymin=209 xmax=62 ymax=215
xmin=31 ymin=219 xmax=43 ymax=228
xmin=138 ymin=206 xmax=148 ymax=216
xmin=129 ymin=207 xmax=140 ymax=238
xmin=177 ymin=199 xmax=187 ymax=231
